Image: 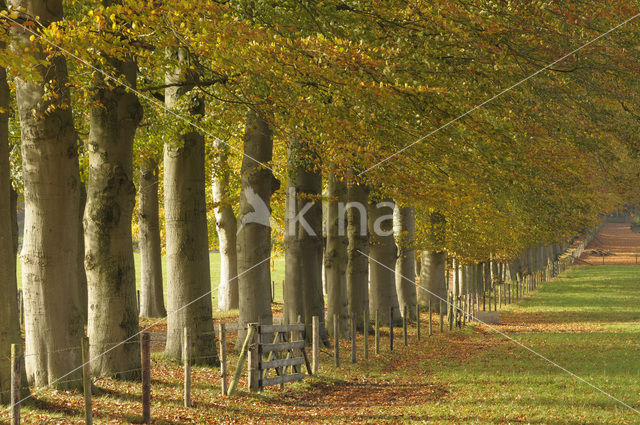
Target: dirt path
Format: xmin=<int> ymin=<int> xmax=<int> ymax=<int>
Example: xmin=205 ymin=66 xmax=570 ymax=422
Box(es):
xmin=578 ymin=221 xmax=640 ymax=265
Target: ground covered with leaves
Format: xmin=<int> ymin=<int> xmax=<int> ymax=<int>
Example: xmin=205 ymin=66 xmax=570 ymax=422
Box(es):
xmin=3 ymin=265 xmax=640 ymax=424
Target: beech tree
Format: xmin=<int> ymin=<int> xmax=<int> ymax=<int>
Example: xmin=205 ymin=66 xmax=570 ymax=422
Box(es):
xmin=10 ymin=0 xmax=84 ymax=388
xmin=0 ymin=36 xmax=26 ymax=402
xmin=283 ymin=136 xmax=325 ymax=341
xmin=346 ymin=176 xmax=369 ymax=331
xmin=212 ymin=138 xmax=238 ymax=312
xmin=368 ymin=199 xmax=400 ymax=325
xmin=163 ymin=48 xmax=217 ymax=364
xmin=394 ymin=206 xmax=417 ymax=320
xmin=138 ymin=158 xmax=166 ymax=318
xmin=84 ymin=39 xmax=142 ymax=378
xmin=325 ymin=172 xmax=348 ymax=337
xmin=236 ymin=111 xmax=279 ymax=344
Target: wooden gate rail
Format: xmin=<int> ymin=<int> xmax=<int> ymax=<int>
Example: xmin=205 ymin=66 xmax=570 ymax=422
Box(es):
xmin=251 ymin=322 xmax=311 ymax=391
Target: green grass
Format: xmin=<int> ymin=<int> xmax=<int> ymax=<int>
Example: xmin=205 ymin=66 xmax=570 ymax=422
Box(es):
xmin=9 ymin=265 xmax=640 ymax=424
xmin=17 ymin=253 xmax=286 ymax=309
xmin=298 ymin=265 xmax=640 ymax=424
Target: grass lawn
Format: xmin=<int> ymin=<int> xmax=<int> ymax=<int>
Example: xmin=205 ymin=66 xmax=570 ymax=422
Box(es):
xmin=16 ymin=253 xmax=286 ymax=310
xmin=7 ymin=265 xmax=640 ymax=424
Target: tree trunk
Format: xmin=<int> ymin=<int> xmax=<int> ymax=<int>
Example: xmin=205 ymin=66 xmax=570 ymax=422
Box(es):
xmin=236 ymin=111 xmax=279 ymax=345
xmin=346 ymin=176 xmax=369 ymax=330
xmin=0 ymin=58 xmax=28 ymax=403
xmin=283 ymin=137 xmax=326 ymax=343
xmin=164 ymin=50 xmax=217 ymax=364
xmin=418 ymin=251 xmax=446 ymax=312
xmin=139 ymin=159 xmax=166 ymax=318
xmin=11 ymin=0 xmax=84 ymax=389
xmin=78 ymin=184 xmax=87 ymax=323
xmin=394 ymin=206 xmax=417 ymax=320
xmin=212 ymin=138 xmax=238 ymax=311
xmin=368 ymin=199 xmax=400 ymax=326
xmin=85 ymin=57 xmax=142 ymax=379
xmin=325 ymin=172 xmax=348 ymax=337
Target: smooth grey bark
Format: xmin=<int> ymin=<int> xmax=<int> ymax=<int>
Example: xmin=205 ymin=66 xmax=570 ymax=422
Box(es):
xmin=212 ymin=138 xmax=238 ymax=311
xmin=283 ymin=137 xmax=326 ymax=343
xmin=368 ymin=199 xmax=400 ymax=325
xmin=476 ymin=263 xmax=484 ymax=294
xmin=394 ymin=206 xmax=417 ymax=319
xmin=138 ymin=159 xmax=166 ymax=318
xmin=0 ymin=58 xmax=28 ymax=403
xmin=236 ymin=111 xmax=279 ymax=345
xmin=346 ymin=176 xmax=369 ymax=330
xmin=11 ymin=0 xmax=84 ymax=389
xmin=509 ymin=257 xmax=522 ymax=282
xmin=460 ymin=265 xmax=471 ymax=295
xmin=418 ymin=251 xmax=446 ymax=312
xmin=78 ymin=184 xmax=87 ymax=323
xmin=85 ymin=57 xmax=142 ymax=378
xmin=325 ymin=172 xmax=348 ymax=337
xmin=164 ymin=50 xmax=217 ymax=364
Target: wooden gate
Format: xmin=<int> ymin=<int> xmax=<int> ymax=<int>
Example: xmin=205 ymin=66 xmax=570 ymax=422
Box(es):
xmin=248 ymin=322 xmax=312 ymax=392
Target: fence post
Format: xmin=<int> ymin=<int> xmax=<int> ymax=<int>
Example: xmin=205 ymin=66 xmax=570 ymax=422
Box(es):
xmin=11 ymin=344 xmax=21 ymax=425
xmin=218 ymin=323 xmax=227 ymax=396
xmin=351 ymin=312 xmax=357 ymax=364
xmin=403 ymin=305 xmax=408 ymax=346
xmin=17 ymin=290 xmax=23 ymax=328
xmin=81 ymin=336 xmax=92 ymax=425
xmin=248 ymin=323 xmax=260 ymax=392
xmin=141 ymin=332 xmax=151 ymax=425
xmin=389 ymin=306 xmax=394 ymax=352
xmin=416 ymin=305 xmax=421 ymax=341
xmin=227 ymin=324 xmax=256 ymax=396
xmin=183 ymin=327 xmax=191 ymax=407
xmin=428 ymin=300 xmax=432 ymax=336
xmin=439 ymin=300 xmax=444 ymax=332
xmin=333 ymin=314 xmax=340 ymax=368
xmin=312 ymin=316 xmax=319 ymax=374
xmin=374 ymin=310 xmax=380 ymax=355
xmin=363 ymin=309 xmax=369 ymax=360
xmin=136 ymin=290 xmax=141 ymax=316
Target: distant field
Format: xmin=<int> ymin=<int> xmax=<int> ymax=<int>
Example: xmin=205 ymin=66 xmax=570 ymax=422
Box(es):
xmin=16 ymin=253 xmax=286 ymax=308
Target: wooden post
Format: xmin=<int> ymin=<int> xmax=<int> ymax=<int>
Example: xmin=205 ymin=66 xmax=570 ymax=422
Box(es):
xmin=10 ymin=344 xmax=21 ymax=425
xmin=462 ymin=295 xmax=467 ymax=326
xmin=333 ymin=314 xmax=340 ymax=368
xmin=428 ymin=300 xmax=432 ymax=336
xmin=403 ymin=305 xmax=408 ymax=346
xmin=351 ymin=312 xmax=357 ymax=364
xmin=448 ymin=294 xmax=453 ymax=331
xmin=227 ymin=324 xmax=256 ymax=396
xmin=494 ymin=286 xmax=497 ymax=311
xmin=183 ymin=327 xmax=191 ymax=407
xmin=248 ymin=323 xmax=260 ymax=392
xmin=389 ymin=306 xmax=394 ymax=351
xmin=17 ymin=290 xmax=23 ymax=328
xmin=439 ymin=300 xmax=444 ymax=332
xmin=312 ymin=316 xmax=319 ymax=374
xmin=141 ymin=332 xmax=151 ymax=425
xmin=217 ymin=323 xmax=228 ymax=396
xmin=271 ymin=281 xmax=274 ymax=303
xmin=374 ymin=310 xmax=380 ymax=355
xmin=363 ymin=309 xmax=369 ymax=360
xmin=81 ymin=336 xmax=92 ymax=425
xmin=416 ymin=305 xmax=421 ymax=341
